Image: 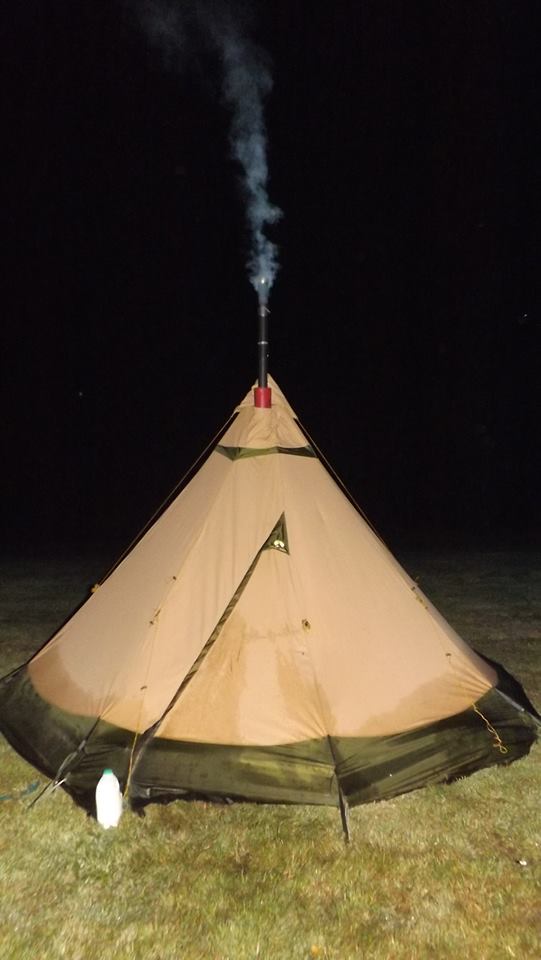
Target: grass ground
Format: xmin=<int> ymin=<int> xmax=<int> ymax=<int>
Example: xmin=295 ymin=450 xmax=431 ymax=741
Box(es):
xmin=0 ymin=550 xmax=539 ymax=960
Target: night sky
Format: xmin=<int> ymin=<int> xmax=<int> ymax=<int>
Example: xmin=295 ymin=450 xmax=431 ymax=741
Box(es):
xmin=3 ymin=1 xmax=540 ymax=556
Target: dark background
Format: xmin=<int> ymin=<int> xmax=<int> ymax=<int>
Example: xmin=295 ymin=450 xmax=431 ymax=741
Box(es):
xmin=3 ymin=0 xmax=540 ymax=558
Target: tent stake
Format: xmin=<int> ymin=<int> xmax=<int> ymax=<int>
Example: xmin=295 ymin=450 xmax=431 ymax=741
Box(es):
xmin=327 ymin=735 xmax=351 ymax=843
xmin=338 ymin=781 xmax=351 ymax=843
xmin=27 ymin=718 xmax=100 ymax=809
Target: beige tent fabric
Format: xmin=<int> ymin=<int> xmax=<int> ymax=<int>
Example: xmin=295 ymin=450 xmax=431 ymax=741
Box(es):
xmin=224 ymin=379 xmax=305 ymax=449
xmin=28 ymin=378 xmax=497 ymax=742
xmin=158 ymin=549 xmax=328 ymax=745
xmin=156 ymin=452 xmax=496 ymax=744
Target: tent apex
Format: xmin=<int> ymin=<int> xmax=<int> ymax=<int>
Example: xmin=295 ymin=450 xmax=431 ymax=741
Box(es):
xmin=236 ymin=375 xmax=298 ymax=419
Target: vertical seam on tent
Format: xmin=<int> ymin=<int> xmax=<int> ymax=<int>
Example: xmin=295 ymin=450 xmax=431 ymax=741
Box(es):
xmin=124 ymin=615 xmax=161 ymax=795
xmin=275 ymin=455 xmax=331 ymax=739
xmin=274 ymin=455 xmax=330 ymax=739
xmin=280 ymin=481 xmax=335 ymax=762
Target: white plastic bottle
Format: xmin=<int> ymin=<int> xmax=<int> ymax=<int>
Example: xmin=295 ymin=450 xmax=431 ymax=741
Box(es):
xmin=95 ymin=768 xmax=123 ymax=829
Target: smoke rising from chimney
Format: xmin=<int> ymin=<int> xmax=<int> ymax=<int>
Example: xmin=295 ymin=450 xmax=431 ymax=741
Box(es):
xmin=139 ymin=1 xmax=282 ymax=305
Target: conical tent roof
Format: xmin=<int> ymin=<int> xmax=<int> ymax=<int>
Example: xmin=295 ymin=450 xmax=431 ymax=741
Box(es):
xmin=0 ymin=378 xmax=538 ymax=813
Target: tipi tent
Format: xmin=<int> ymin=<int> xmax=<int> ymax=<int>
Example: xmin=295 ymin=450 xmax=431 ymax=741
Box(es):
xmin=0 ymin=379 xmax=538 ymax=818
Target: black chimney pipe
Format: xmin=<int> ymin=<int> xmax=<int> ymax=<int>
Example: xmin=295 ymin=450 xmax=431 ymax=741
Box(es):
xmin=257 ymin=303 xmax=269 ymax=388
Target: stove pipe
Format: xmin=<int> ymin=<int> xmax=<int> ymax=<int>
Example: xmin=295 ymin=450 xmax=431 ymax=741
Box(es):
xmin=254 ymin=302 xmax=271 ymax=407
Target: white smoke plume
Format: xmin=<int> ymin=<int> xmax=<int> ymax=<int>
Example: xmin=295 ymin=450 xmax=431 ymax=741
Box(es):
xmin=139 ymin=1 xmax=282 ymax=305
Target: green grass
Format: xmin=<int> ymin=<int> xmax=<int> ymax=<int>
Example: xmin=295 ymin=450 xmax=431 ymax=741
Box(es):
xmin=1 ymin=552 xmax=540 ymax=959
